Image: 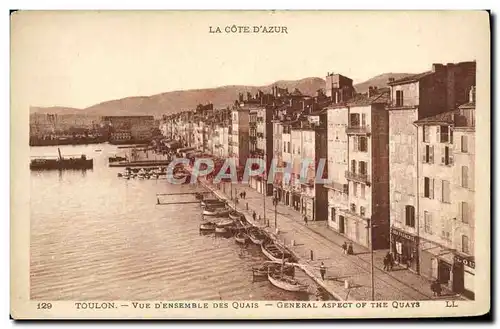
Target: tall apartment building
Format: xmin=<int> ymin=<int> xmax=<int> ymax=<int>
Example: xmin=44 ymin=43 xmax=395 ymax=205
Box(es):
xmin=412 ymin=86 xmax=476 ymax=299
xmin=230 ymin=107 xmax=250 ymax=168
xmin=387 ymin=61 xmax=476 ymax=293
xmin=324 ymin=72 xmax=391 ymax=249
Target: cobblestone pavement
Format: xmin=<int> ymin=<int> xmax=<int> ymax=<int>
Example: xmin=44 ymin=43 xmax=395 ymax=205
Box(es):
xmin=210 ymin=181 xmax=464 ymax=301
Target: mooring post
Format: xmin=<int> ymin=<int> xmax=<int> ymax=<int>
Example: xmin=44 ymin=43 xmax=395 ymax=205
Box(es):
xmin=310 ymin=250 xmax=314 ymax=261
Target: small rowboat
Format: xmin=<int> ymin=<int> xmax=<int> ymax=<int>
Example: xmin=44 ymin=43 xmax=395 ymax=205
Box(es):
xmin=252 ymin=262 xmax=295 ymax=279
xmin=203 ymin=208 xmax=230 ymax=217
xmin=215 ymin=226 xmax=228 ymax=234
xmin=200 ymin=222 xmax=216 ymax=232
xmin=217 ymin=218 xmax=235 ymax=227
xmin=201 ymin=199 xmax=226 ymax=208
xmin=268 ymin=272 xmax=308 ymax=292
xmin=234 ymin=232 xmax=248 ymax=244
xmin=247 ymin=228 xmax=266 ymax=245
xmin=261 ymin=241 xmax=291 ymax=263
xmin=229 ymin=211 xmax=244 ymax=220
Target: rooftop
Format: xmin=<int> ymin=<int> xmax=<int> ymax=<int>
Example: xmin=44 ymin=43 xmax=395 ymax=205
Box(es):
xmin=414 ymin=110 xmax=455 ymax=125
xmin=387 ymin=71 xmax=433 ymax=86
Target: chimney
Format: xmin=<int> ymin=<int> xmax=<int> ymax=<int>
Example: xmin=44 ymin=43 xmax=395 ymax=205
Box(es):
xmin=469 ymin=86 xmax=476 ymax=103
xmin=432 ymin=63 xmax=445 ymax=72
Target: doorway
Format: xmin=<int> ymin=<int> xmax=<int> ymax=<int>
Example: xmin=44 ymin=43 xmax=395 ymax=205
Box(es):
xmin=339 ymin=216 xmax=345 ymax=234
xmin=438 ymin=261 xmax=451 ymax=284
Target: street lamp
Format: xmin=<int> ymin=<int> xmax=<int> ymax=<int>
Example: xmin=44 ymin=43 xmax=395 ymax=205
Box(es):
xmin=366 ymin=218 xmax=376 ymax=301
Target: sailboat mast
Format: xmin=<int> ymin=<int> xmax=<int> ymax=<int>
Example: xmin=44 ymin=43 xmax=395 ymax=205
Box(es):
xmin=58 ymin=148 xmax=63 ymax=160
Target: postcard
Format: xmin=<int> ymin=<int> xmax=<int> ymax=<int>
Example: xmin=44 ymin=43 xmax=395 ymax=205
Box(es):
xmin=11 ymin=10 xmax=490 ymax=319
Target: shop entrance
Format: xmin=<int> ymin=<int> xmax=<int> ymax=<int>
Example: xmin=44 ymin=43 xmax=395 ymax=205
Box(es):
xmin=438 ymin=261 xmax=451 ymax=284
xmin=452 ymin=262 xmax=464 ymax=293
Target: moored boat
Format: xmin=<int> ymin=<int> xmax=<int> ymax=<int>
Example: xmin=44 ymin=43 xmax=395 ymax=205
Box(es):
xmin=229 ymin=211 xmax=244 ymax=220
xmin=215 ymin=226 xmax=228 ymax=234
xmin=234 ymin=232 xmax=248 ymax=244
xmin=268 ymin=271 xmax=308 ymax=292
xmin=200 ymin=222 xmax=216 ymax=232
xmin=216 ymin=218 xmax=235 ymax=227
xmin=252 ymin=262 xmax=295 ymax=279
xmin=247 ymin=228 xmax=267 ymax=245
xmin=203 ymin=208 xmax=230 ymax=217
xmin=261 ymin=241 xmax=291 ymax=262
xmin=200 ymin=199 xmax=226 ymax=208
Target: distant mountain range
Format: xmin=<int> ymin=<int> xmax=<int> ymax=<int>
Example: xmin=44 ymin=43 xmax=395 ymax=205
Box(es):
xmin=30 ymin=73 xmax=414 ymax=117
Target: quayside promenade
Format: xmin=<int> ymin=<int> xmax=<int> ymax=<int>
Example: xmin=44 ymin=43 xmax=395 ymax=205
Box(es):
xmin=198 ymin=178 xmax=465 ymax=302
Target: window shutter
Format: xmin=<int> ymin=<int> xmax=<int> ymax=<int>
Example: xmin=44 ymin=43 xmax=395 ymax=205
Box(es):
xmin=463 ymin=202 xmax=468 ymax=223
xmin=436 ymin=126 xmax=440 ymax=143
xmin=430 ymin=179 xmax=435 ymax=199
xmin=354 ymin=136 xmax=358 ymax=152
xmin=441 ymin=146 xmax=445 ymax=164
xmin=430 ymin=146 xmax=434 ymax=163
xmin=457 ymin=202 xmax=462 ymax=222
xmin=422 ymin=146 xmax=427 ymax=163
xmin=449 ymin=154 xmax=454 ymax=165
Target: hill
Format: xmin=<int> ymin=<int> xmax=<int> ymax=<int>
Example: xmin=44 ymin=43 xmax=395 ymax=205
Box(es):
xmin=30 ymin=73 xmax=415 ymax=117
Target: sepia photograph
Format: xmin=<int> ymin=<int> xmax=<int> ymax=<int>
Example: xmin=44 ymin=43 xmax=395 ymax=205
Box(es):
xmin=10 ymin=10 xmax=490 ymax=319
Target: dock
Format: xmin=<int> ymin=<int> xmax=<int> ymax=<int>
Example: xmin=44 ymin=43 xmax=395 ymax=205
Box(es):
xmin=109 ymin=160 xmax=171 ymax=167
xmin=197 ymin=178 xmax=342 ymax=301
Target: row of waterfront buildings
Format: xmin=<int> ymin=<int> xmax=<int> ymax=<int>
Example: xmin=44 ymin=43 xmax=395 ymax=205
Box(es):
xmin=30 ymin=113 xmax=158 ymax=144
xmin=160 ymin=61 xmax=477 ymax=299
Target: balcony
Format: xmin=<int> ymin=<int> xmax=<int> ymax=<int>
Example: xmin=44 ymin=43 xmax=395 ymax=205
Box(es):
xmin=346 ymin=125 xmax=371 ymax=135
xmin=345 ymin=171 xmax=371 ymax=185
xmin=324 ymin=181 xmax=349 ymax=194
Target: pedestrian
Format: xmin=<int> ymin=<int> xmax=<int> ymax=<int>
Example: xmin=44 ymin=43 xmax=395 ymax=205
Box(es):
xmin=252 ymin=211 xmax=256 ymax=222
xmin=243 ymin=191 xmax=246 ymax=199
xmin=387 ymin=252 xmax=394 ymax=271
xmin=342 ymin=242 xmax=348 ymax=254
xmin=431 ymin=280 xmax=442 ymax=297
xmin=320 ymin=262 xmax=326 ymax=280
xmin=383 ymin=255 xmax=389 ymax=271
xmin=347 ymin=242 xmax=354 ymax=255
xmin=303 ymin=215 xmax=308 ymax=226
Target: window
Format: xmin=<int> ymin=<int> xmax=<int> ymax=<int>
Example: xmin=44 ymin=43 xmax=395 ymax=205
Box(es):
xmin=353 ymin=182 xmax=358 ymax=197
xmin=442 ymin=220 xmax=451 ymax=241
xmin=396 ymin=90 xmax=403 ymax=106
xmin=360 ymin=206 xmax=366 ymax=217
xmin=460 ymin=202 xmax=469 ymax=224
xmin=462 ymin=166 xmax=469 ymax=188
xmin=331 ymin=208 xmax=336 ymax=222
xmin=423 ymin=145 xmax=434 ymax=163
xmin=441 ymin=180 xmax=450 ymax=203
xmin=359 ymin=137 xmax=368 ymax=152
xmin=424 ymin=211 xmax=432 ymax=234
xmin=350 ymin=113 xmax=360 ymax=127
xmin=442 ymin=146 xmax=453 ymax=165
xmin=287 ymin=142 xmax=290 ymax=153
xmin=350 ymin=203 xmax=356 ymax=213
xmin=405 ymin=205 xmax=415 ymax=227
xmin=359 ymin=161 xmax=367 ymax=175
xmin=361 ymin=114 xmax=366 ymax=127
xmin=437 ymin=125 xmax=449 ymax=143
xmin=361 ymin=184 xmax=366 ymax=199
xmin=351 ymin=160 xmax=356 ymax=173
xmin=424 ymin=177 xmax=434 ymax=199
xmin=423 ymin=125 xmax=430 ymax=143
xmin=462 ymin=235 xmax=470 ymax=254
xmin=461 ymin=135 xmax=468 ymax=153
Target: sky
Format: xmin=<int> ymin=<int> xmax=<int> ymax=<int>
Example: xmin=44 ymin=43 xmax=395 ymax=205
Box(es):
xmin=11 ymin=10 xmax=489 ymax=109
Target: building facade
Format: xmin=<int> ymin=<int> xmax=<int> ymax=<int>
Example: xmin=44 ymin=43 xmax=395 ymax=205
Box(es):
xmin=387 ymin=62 xmax=476 ymax=293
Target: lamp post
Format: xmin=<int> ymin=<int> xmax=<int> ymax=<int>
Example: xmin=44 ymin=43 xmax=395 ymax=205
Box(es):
xmin=366 ymin=218 xmax=375 ymax=301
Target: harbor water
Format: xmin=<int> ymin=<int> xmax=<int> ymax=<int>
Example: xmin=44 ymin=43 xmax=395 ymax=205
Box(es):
xmin=30 ymin=144 xmax=313 ymax=301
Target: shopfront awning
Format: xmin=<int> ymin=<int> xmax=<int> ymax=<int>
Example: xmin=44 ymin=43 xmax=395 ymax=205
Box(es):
xmin=420 ymin=239 xmax=455 ymax=264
